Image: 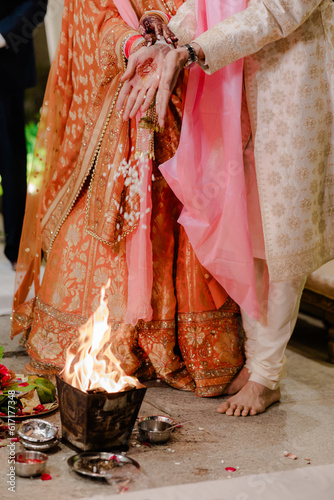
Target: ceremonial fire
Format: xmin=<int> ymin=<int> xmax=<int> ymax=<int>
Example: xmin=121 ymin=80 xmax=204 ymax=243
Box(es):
xmin=60 ymin=281 xmax=140 ymax=393
xmin=56 ymin=282 xmax=146 ymax=451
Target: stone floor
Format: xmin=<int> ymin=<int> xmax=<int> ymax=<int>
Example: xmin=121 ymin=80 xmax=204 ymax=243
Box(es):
xmin=0 ymin=224 xmax=334 ymax=499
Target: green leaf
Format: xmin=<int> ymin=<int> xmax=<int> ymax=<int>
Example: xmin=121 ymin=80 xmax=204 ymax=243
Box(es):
xmin=0 ymin=346 xmax=4 ymax=363
xmin=0 ymin=395 xmax=9 ymax=415
xmin=9 ymin=382 xmax=37 ymax=393
xmin=0 ymin=395 xmax=8 ymax=405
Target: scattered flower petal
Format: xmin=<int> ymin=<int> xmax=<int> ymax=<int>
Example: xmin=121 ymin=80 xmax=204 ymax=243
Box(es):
xmin=18 ymin=382 xmax=29 ymax=387
xmin=225 ymin=467 xmax=237 ymax=472
xmin=284 ymin=452 xmax=298 ymax=460
xmin=41 ymin=473 xmax=52 ymax=481
xmin=33 ymin=404 xmax=45 ymax=413
xmin=10 ymin=437 xmax=20 ymax=442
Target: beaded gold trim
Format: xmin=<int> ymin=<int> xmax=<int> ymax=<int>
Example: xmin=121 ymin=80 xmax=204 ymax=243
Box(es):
xmin=84 ymin=83 xmax=126 ymax=247
xmin=178 ymin=309 xmax=238 ymax=323
xmin=137 ymin=318 xmax=176 ymax=330
xmin=161 ymin=0 xmax=173 ymax=16
xmin=47 ymin=87 xmax=121 ymax=253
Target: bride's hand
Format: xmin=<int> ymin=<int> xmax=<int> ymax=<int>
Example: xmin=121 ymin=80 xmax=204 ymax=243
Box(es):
xmin=139 ymin=13 xmax=178 ymax=47
xmin=116 ymin=44 xmax=172 ymax=121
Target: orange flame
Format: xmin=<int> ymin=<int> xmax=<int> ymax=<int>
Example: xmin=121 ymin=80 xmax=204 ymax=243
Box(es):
xmin=61 ymin=280 xmax=141 ymax=393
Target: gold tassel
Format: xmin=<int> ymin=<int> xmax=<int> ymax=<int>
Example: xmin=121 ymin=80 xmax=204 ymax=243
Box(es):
xmin=135 ymin=97 xmax=161 ymax=160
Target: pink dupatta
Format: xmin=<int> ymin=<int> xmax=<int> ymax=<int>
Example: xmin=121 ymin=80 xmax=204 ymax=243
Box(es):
xmin=113 ymin=0 xmax=139 ymax=28
xmin=114 ymin=0 xmax=154 ymax=325
xmin=160 ymin=0 xmax=259 ymax=318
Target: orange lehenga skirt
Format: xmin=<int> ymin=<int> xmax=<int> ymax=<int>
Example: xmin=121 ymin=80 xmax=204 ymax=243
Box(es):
xmin=23 ymin=173 xmax=244 ymax=398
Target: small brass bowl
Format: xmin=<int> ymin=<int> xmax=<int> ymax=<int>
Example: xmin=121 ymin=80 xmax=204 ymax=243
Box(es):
xmin=138 ymin=415 xmax=174 ymax=444
xmin=15 ymin=451 xmax=48 ymax=477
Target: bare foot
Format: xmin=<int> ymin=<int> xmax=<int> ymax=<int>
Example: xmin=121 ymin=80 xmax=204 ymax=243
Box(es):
xmin=224 ymin=366 xmax=250 ymax=395
xmin=217 ymin=380 xmax=280 ymax=416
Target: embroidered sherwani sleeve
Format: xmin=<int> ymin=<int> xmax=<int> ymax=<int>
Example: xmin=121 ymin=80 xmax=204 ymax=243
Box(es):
xmin=168 ymin=0 xmax=197 ymax=46
xmin=172 ymin=0 xmax=326 ymax=74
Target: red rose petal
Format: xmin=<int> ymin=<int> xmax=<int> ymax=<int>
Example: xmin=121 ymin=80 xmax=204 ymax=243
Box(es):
xmin=41 ymin=473 xmax=52 ymax=481
xmin=11 ymin=437 xmax=20 ymax=442
xmin=18 ymin=382 xmax=29 ymax=387
xmin=284 ymin=452 xmax=298 ymax=460
xmin=225 ymin=467 xmax=237 ymax=472
xmin=33 ymin=404 xmax=45 ymax=413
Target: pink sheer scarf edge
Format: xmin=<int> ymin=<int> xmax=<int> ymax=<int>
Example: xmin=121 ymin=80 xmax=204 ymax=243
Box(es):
xmin=160 ymin=0 xmax=259 ymax=318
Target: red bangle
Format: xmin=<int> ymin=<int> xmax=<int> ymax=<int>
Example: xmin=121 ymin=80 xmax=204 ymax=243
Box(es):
xmin=125 ymin=34 xmax=144 ymax=59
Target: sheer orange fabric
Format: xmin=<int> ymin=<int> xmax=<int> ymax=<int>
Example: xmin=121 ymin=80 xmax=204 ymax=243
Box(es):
xmin=11 ymin=0 xmax=245 ymax=397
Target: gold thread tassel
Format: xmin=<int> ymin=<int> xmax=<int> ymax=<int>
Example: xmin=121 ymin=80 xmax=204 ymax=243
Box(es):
xmin=135 ymin=97 xmax=161 ymax=160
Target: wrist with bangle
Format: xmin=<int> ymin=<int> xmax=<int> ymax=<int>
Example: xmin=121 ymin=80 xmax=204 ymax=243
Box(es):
xmin=123 ymin=33 xmax=146 ymax=62
xmin=140 ymin=10 xmax=171 ymax=26
xmin=123 ymin=8 xmax=173 ymax=62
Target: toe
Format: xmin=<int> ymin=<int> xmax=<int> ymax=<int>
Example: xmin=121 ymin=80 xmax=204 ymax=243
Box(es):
xmin=250 ymin=407 xmax=262 ymax=416
xmin=234 ymin=405 xmax=244 ymax=417
xmin=226 ymin=404 xmax=237 ymax=416
xmin=217 ymin=402 xmax=229 ymax=413
xmin=241 ymin=406 xmax=250 ymax=416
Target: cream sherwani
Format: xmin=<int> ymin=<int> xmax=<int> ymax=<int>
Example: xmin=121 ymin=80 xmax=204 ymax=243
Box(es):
xmin=170 ymin=0 xmax=334 ymax=282
xmin=169 ymin=0 xmax=334 ymax=389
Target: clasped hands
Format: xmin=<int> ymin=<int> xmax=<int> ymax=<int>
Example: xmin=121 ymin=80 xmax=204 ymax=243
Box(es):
xmin=116 ymin=16 xmax=192 ymax=128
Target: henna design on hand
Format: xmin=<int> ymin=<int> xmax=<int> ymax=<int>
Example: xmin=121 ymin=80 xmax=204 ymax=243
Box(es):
xmin=137 ymin=59 xmax=158 ymax=78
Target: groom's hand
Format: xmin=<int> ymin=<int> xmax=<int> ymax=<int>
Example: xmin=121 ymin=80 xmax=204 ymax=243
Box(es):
xmin=156 ymin=42 xmax=205 ymax=128
xmin=156 ymin=47 xmax=188 ymax=128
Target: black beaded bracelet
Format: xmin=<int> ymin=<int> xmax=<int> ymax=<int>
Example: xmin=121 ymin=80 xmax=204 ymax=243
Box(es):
xmin=183 ymin=43 xmax=198 ymax=69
